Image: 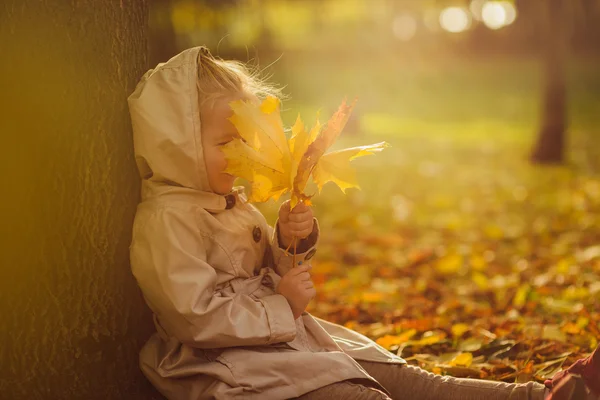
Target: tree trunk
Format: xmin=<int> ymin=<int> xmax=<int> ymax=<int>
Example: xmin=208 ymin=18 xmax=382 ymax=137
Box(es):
xmin=0 ymin=1 xmax=162 ymax=399
xmin=530 ymin=0 xmax=570 ymax=164
xmin=149 ymin=0 xmax=179 ymax=68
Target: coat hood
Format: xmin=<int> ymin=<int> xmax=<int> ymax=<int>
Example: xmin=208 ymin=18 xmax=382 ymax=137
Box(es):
xmin=128 ymin=46 xmax=230 ymax=207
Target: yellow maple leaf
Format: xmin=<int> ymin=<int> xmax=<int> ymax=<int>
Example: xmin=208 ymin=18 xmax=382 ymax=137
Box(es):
xmin=449 ymin=352 xmax=473 ymax=367
xmin=292 ymin=98 xmax=357 ymax=201
xmin=375 ymin=329 xmax=417 ymax=348
xmin=313 ymin=142 xmax=390 ymax=193
xmin=451 ymin=323 xmax=470 ymax=338
xmin=221 ymin=96 xmax=388 ymax=207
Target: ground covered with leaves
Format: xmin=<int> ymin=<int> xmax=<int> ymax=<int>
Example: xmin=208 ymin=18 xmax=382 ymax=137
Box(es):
xmin=256 ymin=58 xmax=600 ymax=384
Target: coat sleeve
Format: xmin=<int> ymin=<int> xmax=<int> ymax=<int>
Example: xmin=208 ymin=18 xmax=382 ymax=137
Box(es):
xmin=130 ymin=207 xmax=297 ymax=349
xmin=269 ymin=217 xmax=320 ymax=276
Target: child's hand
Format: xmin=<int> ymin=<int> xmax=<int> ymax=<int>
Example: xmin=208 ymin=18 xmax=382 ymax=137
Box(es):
xmin=276 ymin=264 xmax=315 ymax=319
xmin=278 ymin=200 xmax=314 ymax=249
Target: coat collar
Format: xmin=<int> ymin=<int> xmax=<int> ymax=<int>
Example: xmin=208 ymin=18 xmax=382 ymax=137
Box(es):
xmin=141 ymin=181 xmax=247 ymax=214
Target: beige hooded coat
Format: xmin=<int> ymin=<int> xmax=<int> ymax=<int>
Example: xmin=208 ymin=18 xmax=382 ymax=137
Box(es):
xmin=127 ymin=46 xmax=405 ymax=400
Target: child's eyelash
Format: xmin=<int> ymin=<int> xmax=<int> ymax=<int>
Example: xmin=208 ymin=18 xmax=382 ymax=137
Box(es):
xmin=218 ymin=138 xmax=246 ymax=146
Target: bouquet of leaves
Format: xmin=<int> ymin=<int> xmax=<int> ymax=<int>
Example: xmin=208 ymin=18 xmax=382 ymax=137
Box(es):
xmin=222 ymin=96 xmax=388 ymax=257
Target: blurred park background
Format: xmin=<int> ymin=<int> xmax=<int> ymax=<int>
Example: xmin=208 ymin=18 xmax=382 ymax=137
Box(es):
xmin=149 ymin=0 xmax=600 ymax=382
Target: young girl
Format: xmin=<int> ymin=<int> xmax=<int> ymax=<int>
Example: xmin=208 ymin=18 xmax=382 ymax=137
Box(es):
xmin=127 ymin=46 xmax=599 ymax=400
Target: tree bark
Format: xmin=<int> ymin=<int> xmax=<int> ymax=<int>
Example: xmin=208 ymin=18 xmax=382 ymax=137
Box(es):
xmin=530 ymin=0 xmax=570 ymax=164
xmin=0 ymin=1 xmax=162 ymax=398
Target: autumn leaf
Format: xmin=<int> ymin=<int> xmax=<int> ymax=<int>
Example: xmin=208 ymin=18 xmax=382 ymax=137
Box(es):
xmin=229 ymin=96 xmax=289 ymax=167
xmin=222 ymin=96 xmax=389 ymax=207
xmin=313 ymin=142 xmax=390 ymax=193
xmin=406 ymin=332 xmax=447 ymax=347
xmin=451 ymin=323 xmax=471 ymax=338
xmin=449 ymin=352 xmax=474 ymax=367
xmin=289 ymin=113 xmax=321 ymax=166
xmin=223 ymin=97 xmax=291 ymax=202
xmin=292 ymin=98 xmax=358 ymax=201
xmin=376 ymin=329 xmax=417 ymax=348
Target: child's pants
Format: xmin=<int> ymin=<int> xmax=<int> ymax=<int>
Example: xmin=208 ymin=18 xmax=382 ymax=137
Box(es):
xmin=296 ymin=360 xmax=547 ymax=400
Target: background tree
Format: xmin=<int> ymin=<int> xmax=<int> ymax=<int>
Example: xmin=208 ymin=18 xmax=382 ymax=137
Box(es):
xmin=529 ymin=0 xmax=572 ymax=164
xmin=149 ymin=0 xmax=178 ymax=67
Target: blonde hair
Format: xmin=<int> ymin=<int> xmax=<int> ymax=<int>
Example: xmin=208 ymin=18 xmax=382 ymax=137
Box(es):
xmin=196 ymin=46 xmax=283 ymax=108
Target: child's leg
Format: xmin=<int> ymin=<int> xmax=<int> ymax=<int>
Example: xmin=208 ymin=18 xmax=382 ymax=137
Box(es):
xmin=357 ymin=360 xmax=547 ymax=400
xmin=295 ymin=379 xmax=392 ymax=400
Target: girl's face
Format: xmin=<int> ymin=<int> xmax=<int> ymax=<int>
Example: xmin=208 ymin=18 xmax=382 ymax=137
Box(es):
xmin=200 ymin=94 xmax=245 ymax=194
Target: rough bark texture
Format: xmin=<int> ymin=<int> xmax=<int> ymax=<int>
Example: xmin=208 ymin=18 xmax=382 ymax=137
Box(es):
xmin=0 ymin=1 xmax=163 ymax=399
xmin=530 ymin=0 xmax=570 ymax=164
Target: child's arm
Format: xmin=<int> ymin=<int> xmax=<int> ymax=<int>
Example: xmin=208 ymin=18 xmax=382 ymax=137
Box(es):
xmin=130 ymin=207 xmax=297 ymax=349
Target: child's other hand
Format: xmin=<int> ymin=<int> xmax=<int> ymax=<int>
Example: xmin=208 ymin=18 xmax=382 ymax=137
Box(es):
xmin=276 ymin=264 xmax=315 ymax=319
xmin=278 ymin=200 xmax=314 ymax=249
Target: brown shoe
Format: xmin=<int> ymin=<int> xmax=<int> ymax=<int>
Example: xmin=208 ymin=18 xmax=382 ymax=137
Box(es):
xmin=544 ymin=374 xmax=595 ymax=400
xmin=545 ymin=346 xmax=600 ymax=398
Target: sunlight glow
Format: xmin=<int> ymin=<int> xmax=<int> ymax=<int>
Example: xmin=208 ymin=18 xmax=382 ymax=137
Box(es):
xmin=439 ymin=7 xmax=471 ymax=33
xmin=424 ymin=9 xmax=441 ymax=32
xmin=482 ymin=2 xmax=505 ymax=30
xmin=482 ymin=1 xmax=517 ymax=30
xmin=500 ymin=1 xmax=517 ymax=25
xmin=392 ymin=14 xmax=418 ymax=41
xmin=469 ymin=0 xmax=486 ymax=21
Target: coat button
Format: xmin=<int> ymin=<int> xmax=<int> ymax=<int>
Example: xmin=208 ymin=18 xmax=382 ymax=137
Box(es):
xmin=305 ymin=248 xmax=317 ymax=260
xmin=252 ymin=226 xmax=262 ymax=242
xmin=225 ymin=194 xmax=236 ymax=209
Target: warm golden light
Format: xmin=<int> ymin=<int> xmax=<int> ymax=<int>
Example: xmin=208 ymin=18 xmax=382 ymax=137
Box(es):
xmin=392 ymin=14 xmax=418 ymax=41
xmin=500 ymin=1 xmax=517 ymax=25
xmin=482 ymin=1 xmax=516 ymax=30
xmin=423 ymin=8 xmax=441 ymax=32
xmin=439 ymin=7 xmax=471 ymax=33
xmin=469 ymin=0 xmax=486 ymax=21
